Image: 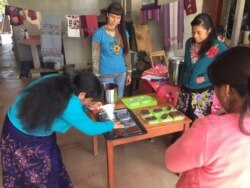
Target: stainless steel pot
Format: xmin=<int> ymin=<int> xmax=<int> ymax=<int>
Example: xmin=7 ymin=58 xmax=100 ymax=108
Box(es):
xmin=102 ymin=83 xmax=118 ymax=104
xmin=168 ymin=56 xmax=184 ymax=85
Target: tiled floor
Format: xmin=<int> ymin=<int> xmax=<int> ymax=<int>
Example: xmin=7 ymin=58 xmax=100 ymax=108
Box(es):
xmin=0 ymin=34 xmax=178 ymax=188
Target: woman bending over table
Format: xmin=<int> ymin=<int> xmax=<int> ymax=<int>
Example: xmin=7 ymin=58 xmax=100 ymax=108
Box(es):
xmin=0 ymin=71 xmax=123 ymax=187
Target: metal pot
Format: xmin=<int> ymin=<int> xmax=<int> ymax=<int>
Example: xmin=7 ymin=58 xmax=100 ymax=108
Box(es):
xmin=102 ymin=83 xmax=118 ymax=104
xmin=168 ymin=56 xmax=184 ymax=85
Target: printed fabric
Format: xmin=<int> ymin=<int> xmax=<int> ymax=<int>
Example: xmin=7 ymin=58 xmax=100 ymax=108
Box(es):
xmin=5 ymin=5 xmax=23 ymax=26
xmin=40 ymin=12 xmax=62 ymax=63
xmin=66 ymin=14 xmax=80 ymax=37
xmin=1 ymin=116 xmax=73 ymax=188
xmin=176 ymin=86 xmax=214 ymax=121
xmin=190 ymin=42 xmax=200 ymax=64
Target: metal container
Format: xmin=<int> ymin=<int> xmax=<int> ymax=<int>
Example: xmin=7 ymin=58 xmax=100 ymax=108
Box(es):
xmin=102 ymin=83 xmax=118 ymax=104
xmin=168 ymin=56 xmax=184 ymax=85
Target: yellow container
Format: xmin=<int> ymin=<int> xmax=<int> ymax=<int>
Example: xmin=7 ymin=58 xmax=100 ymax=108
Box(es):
xmin=243 ymin=31 xmax=250 ymax=45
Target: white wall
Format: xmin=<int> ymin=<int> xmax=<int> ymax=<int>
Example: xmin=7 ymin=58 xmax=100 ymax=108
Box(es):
xmin=8 ymin=0 xmax=203 ymax=69
xmin=8 ymin=0 xmax=110 ymax=69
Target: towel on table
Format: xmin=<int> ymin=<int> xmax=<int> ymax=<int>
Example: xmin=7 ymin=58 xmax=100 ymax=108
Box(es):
xmin=40 ymin=13 xmax=62 ymax=63
xmin=162 ymin=0 xmax=184 ymax=51
xmin=66 ymin=14 xmax=80 ymax=37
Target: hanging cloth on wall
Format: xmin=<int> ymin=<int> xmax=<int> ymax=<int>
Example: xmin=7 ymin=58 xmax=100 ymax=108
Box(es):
xmin=140 ymin=5 xmax=161 ymax=24
xmin=162 ymin=0 xmax=184 ymax=51
xmin=40 ymin=12 xmax=62 ymax=63
xmin=66 ymin=14 xmax=80 ymax=38
xmin=184 ymin=0 xmax=197 ymax=15
xmin=5 ymin=5 xmax=24 ymax=26
xmin=79 ymin=14 xmax=98 ymax=37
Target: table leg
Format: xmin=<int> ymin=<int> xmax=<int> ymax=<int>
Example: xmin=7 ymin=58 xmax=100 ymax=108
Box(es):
xmin=106 ymin=141 xmax=115 ymax=188
xmin=184 ymin=122 xmax=191 ymax=131
xmin=92 ymin=136 xmax=99 ymax=156
xmin=30 ymin=45 xmax=41 ymax=69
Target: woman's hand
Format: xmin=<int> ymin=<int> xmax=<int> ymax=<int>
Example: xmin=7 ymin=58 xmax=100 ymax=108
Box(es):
xmin=87 ymin=101 xmax=103 ymax=111
xmin=126 ymin=75 xmax=132 ymax=86
xmin=196 ymin=76 xmax=205 ymax=84
xmin=113 ymin=121 xmax=125 ymax=129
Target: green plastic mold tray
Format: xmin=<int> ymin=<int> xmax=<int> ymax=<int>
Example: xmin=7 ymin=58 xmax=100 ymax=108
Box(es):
xmin=121 ymin=95 xmax=157 ymax=109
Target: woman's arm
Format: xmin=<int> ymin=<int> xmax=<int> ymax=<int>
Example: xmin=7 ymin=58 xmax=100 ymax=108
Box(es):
xmin=124 ymin=38 xmax=132 ymax=85
xmin=92 ymin=41 xmax=100 ymax=77
xmin=63 ymin=96 xmax=114 ymax=136
xmin=165 ymin=120 xmax=206 ymax=172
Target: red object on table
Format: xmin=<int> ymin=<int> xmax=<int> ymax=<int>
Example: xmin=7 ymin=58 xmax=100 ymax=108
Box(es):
xmin=141 ymin=64 xmax=221 ymax=113
xmin=141 ymin=64 xmax=181 ymax=106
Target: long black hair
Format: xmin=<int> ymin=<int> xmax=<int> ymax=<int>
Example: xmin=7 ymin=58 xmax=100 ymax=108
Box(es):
xmin=106 ymin=2 xmax=129 ymax=54
xmin=208 ymin=46 xmax=250 ymax=135
xmin=191 ymin=13 xmax=216 ymax=58
xmin=18 ymin=71 xmax=101 ymax=132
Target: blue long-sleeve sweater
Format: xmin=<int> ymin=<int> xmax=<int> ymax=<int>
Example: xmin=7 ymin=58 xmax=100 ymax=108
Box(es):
xmin=181 ymin=38 xmax=227 ymax=89
xmin=7 ymin=75 xmax=114 ymax=137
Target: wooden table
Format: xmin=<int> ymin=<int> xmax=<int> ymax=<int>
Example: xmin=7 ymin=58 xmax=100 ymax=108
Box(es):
xmin=17 ymin=35 xmax=41 ymax=69
xmin=91 ymin=93 xmax=192 ymax=188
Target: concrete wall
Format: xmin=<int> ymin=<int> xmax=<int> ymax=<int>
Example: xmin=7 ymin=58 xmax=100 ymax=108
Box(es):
xmin=8 ymin=0 xmax=204 ymax=69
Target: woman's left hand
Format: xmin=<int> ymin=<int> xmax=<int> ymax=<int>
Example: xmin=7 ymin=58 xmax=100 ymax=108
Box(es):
xmin=87 ymin=101 xmax=103 ymax=111
xmin=126 ymin=75 xmax=132 ymax=86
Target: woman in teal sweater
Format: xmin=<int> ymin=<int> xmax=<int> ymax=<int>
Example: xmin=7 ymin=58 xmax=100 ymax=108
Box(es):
xmin=177 ymin=13 xmax=227 ymax=121
xmin=1 ymin=71 xmax=123 ymax=187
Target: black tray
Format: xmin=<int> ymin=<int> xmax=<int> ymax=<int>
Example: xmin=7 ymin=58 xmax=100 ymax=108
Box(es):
xmin=96 ymin=108 xmax=147 ymax=140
